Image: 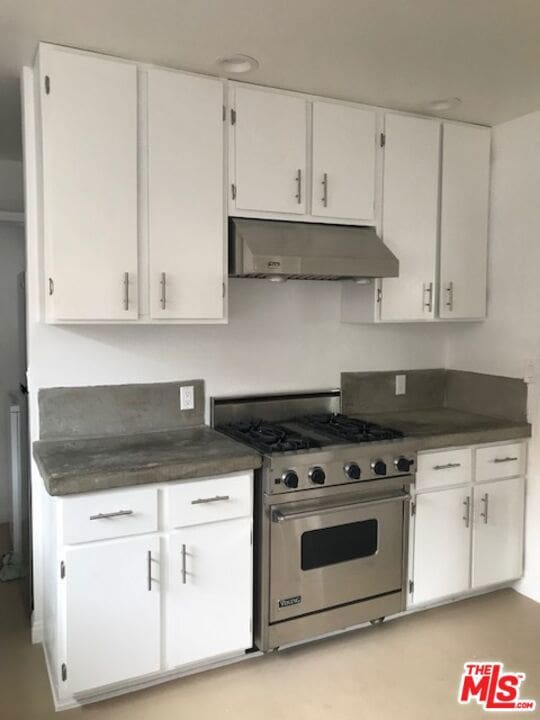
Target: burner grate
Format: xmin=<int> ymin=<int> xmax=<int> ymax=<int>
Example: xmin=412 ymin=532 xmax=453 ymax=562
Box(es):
xmin=295 ymin=413 xmax=404 ymax=444
xmin=216 ymin=420 xmax=322 ymax=454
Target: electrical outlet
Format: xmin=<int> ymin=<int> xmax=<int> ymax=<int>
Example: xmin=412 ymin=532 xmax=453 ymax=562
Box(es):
xmin=180 ymin=385 xmax=195 ymax=411
xmin=395 ymin=374 xmax=406 ymax=395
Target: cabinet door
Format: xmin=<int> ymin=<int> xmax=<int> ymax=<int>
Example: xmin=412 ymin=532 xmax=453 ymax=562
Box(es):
xmin=232 ymin=86 xmax=307 ymax=214
xmin=166 ymin=518 xmax=252 ymax=668
xmin=63 ymin=535 xmax=160 ymax=693
xmin=380 ymin=114 xmax=440 ymax=321
xmin=412 ymin=487 xmax=471 ymax=605
xmin=472 ymin=478 xmax=524 ymax=588
xmin=147 ymin=69 xmax=225 ymax=320
xmin=311 ymin=102 xmax=376 ymax=221
xmin=39 ymin=46 xmax=138 ymax=321
xmin=439 ymin=124 xmax=490 ymax=319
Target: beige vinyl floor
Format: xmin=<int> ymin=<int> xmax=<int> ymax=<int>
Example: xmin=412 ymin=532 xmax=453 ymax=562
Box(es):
xmin=1 ymin=524 xmax=539 ymax=720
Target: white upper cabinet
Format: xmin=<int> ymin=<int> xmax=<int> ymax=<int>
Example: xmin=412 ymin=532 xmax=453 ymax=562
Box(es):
xmin=311 ymin=102 xmax=376 ymax=221
xmin=39 ymin=45 xmax=138 ymax=321
xmin=231 ymin=86 xmax=307 ymax=214
xmin=439 ymin=123 xmax=490 ymax=319
xmin=380 ymin=114 xmax=440 ymax=321
xmin=147 ymin=69 xmax=225 ymax=320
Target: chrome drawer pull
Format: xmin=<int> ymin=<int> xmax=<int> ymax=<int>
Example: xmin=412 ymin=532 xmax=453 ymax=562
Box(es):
xmin=492 ymin=456 xmax=518 ymax=463
xmin=433 ymin=462 xmax=461 ymax=470
xmin=123 ymin=272 xmax=129 ymax=311
xmin=480 ymin=492 xmax=489 ymax=524
xmin=191 ymin=495 xmax=230 ymax=505
xmin=147 ymin=550 xmax=152 ymax=591
xmin=89 ymin=509 xmax=134 ymax=520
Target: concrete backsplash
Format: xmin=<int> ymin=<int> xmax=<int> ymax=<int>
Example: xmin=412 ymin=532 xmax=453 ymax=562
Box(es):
xmin=39 ymin=380 xmax=205 ymax=440
xmin=342 ymin=369 xmax=528 ymax=420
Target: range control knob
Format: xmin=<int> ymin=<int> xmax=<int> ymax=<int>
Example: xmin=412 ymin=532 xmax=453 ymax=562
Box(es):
xmin=344 ymin=462 xmax=361 ymax=480
xmin=282 ymin=470 xmax=299 ymax=489
xmin=394 ymin=456 xmax=414 ymax=473
xmin=309 ymin=466 xmax=326 ymax=485
xmin=371 ymin=460 xmax=387 ymax=476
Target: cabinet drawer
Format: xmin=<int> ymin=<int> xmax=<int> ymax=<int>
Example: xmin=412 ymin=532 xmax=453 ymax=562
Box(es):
xmin=61 ymin=487 xmax=158 ymax=545
xmin=416 ymin=448 xmax=472 ymax=490
xmin=476 ymin=442 xmax=525 ymax=482
xmin=167 ymin=473 xmax=252 ymax=528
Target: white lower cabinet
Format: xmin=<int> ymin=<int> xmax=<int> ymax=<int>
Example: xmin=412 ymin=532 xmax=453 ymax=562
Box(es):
xmin=412 ymin=487 xmax=471 ymax=605
xmin=166 ymin=518 xmax=253 ymax=668
xmin=472 ymin=477 xmax=524 ymax=588
xmin=63 ymin=535 xmax=161 ymax=694
xmin=410 ymin=442 xmax=525 ymax=608
xmin=47 ymin=473 xmax=253 ymax=703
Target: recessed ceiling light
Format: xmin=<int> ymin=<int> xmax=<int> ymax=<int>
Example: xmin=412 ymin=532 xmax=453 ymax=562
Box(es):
xmin=216 ymin=54 xmax=259 ymax=74
xmin=428 ymin=97 xmax=462 ymax=111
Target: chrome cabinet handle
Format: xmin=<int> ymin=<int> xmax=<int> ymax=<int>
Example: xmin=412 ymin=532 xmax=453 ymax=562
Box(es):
xmin=480 ymin=492 xmax=489 ymax=524
xmin=433 ymin=462 xmax=461 ymax=470
xmin=191 ymin=495 xmax=230 ymax=505
xmin=462 ymin=496 xmax=471 ymax=528
xmin=89 ymin=509 xmax=134 ymax=520
xmin=321 ymin=172 xmax=328 ymax=207
xmin=123 ymin=272 xmax=129 ymax=310
xmin=492 ymin=456 xmax=518 ymax=463
xmin=181 ymin=544 xmax=187 ymax=584
xmin=160 ymin=272 xmax=167 ymax=310
xmin=445 ymin=281 xmax=454 ymax=311
xmin=147 ymin=550 xmax=152 ymax=591
xmin=423 ymin=282 xmax=433 ymax=312
xmin=295 ymin=169 xmax=302 ymax=204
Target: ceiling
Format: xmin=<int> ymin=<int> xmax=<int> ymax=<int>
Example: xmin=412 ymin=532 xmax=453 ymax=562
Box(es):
xmin=2 ymin=0 xmax=540 ymax=160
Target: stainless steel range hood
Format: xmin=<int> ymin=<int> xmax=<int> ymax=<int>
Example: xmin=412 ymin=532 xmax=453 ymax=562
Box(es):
xmin=228 ymin=218 xmax=399 ymax=281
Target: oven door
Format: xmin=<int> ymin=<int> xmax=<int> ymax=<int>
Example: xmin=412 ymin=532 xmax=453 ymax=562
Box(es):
xmin=269 ymin=491 xmax=408 ymax=623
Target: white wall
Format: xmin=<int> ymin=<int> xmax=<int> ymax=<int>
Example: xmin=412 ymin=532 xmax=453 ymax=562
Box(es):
xmin=0 ymin=158 xmax=24 ymax=213
xmin=0 ymin=222 xmax=25 ymax=523
xmin=447 ymin=109 xmax=540 ymax=602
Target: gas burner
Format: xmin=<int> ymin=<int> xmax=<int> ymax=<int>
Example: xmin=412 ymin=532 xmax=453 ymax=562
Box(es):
xmin=216 ymin=420 xmax=322 ymax=454
xmin=295 ymin=413 xmax=404 ymax=444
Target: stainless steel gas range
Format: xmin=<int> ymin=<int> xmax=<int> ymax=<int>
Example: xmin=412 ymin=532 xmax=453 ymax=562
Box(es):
xmin=212 ymin=390 xmax=415 ymax=652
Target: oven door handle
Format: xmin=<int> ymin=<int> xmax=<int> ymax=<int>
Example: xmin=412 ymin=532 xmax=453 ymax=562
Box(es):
xmin=271 ymin=491 xmax=411 ymax=523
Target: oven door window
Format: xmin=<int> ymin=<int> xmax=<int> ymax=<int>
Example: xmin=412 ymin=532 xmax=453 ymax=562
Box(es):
xmin=301 ymin=519 xmax=378 ymax=571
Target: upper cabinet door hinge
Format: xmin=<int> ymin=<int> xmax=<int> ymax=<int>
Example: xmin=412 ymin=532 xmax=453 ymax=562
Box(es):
xmin=44 ymin=75 xmax=51 ymax=95
xmin=60 ymin=561 xmax=65 ymax=579
xmin=379 ymin=132 xmax=386 ymax=148
xmin=231 ymin=183 xmax=237 ymax=200
xmin=230 ymin=108 xmax=237 ymax=125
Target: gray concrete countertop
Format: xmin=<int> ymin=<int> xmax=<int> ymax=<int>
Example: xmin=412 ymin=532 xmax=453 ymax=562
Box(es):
xmin=358 ymin=407 xmax=531 ymax=451
xmin=34 ymin=426 xmax=263 ymax=496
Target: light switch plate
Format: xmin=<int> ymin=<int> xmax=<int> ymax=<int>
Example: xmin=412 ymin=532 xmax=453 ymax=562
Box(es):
xmin=395 ymin=374 xmax=406 ymax=395
xmin=180 ymin=385 xmax=195 ymax=411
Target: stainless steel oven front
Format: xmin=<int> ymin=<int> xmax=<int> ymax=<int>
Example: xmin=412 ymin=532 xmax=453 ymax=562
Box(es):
xmin=255 ymin=476 xmax=412 ymax=650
